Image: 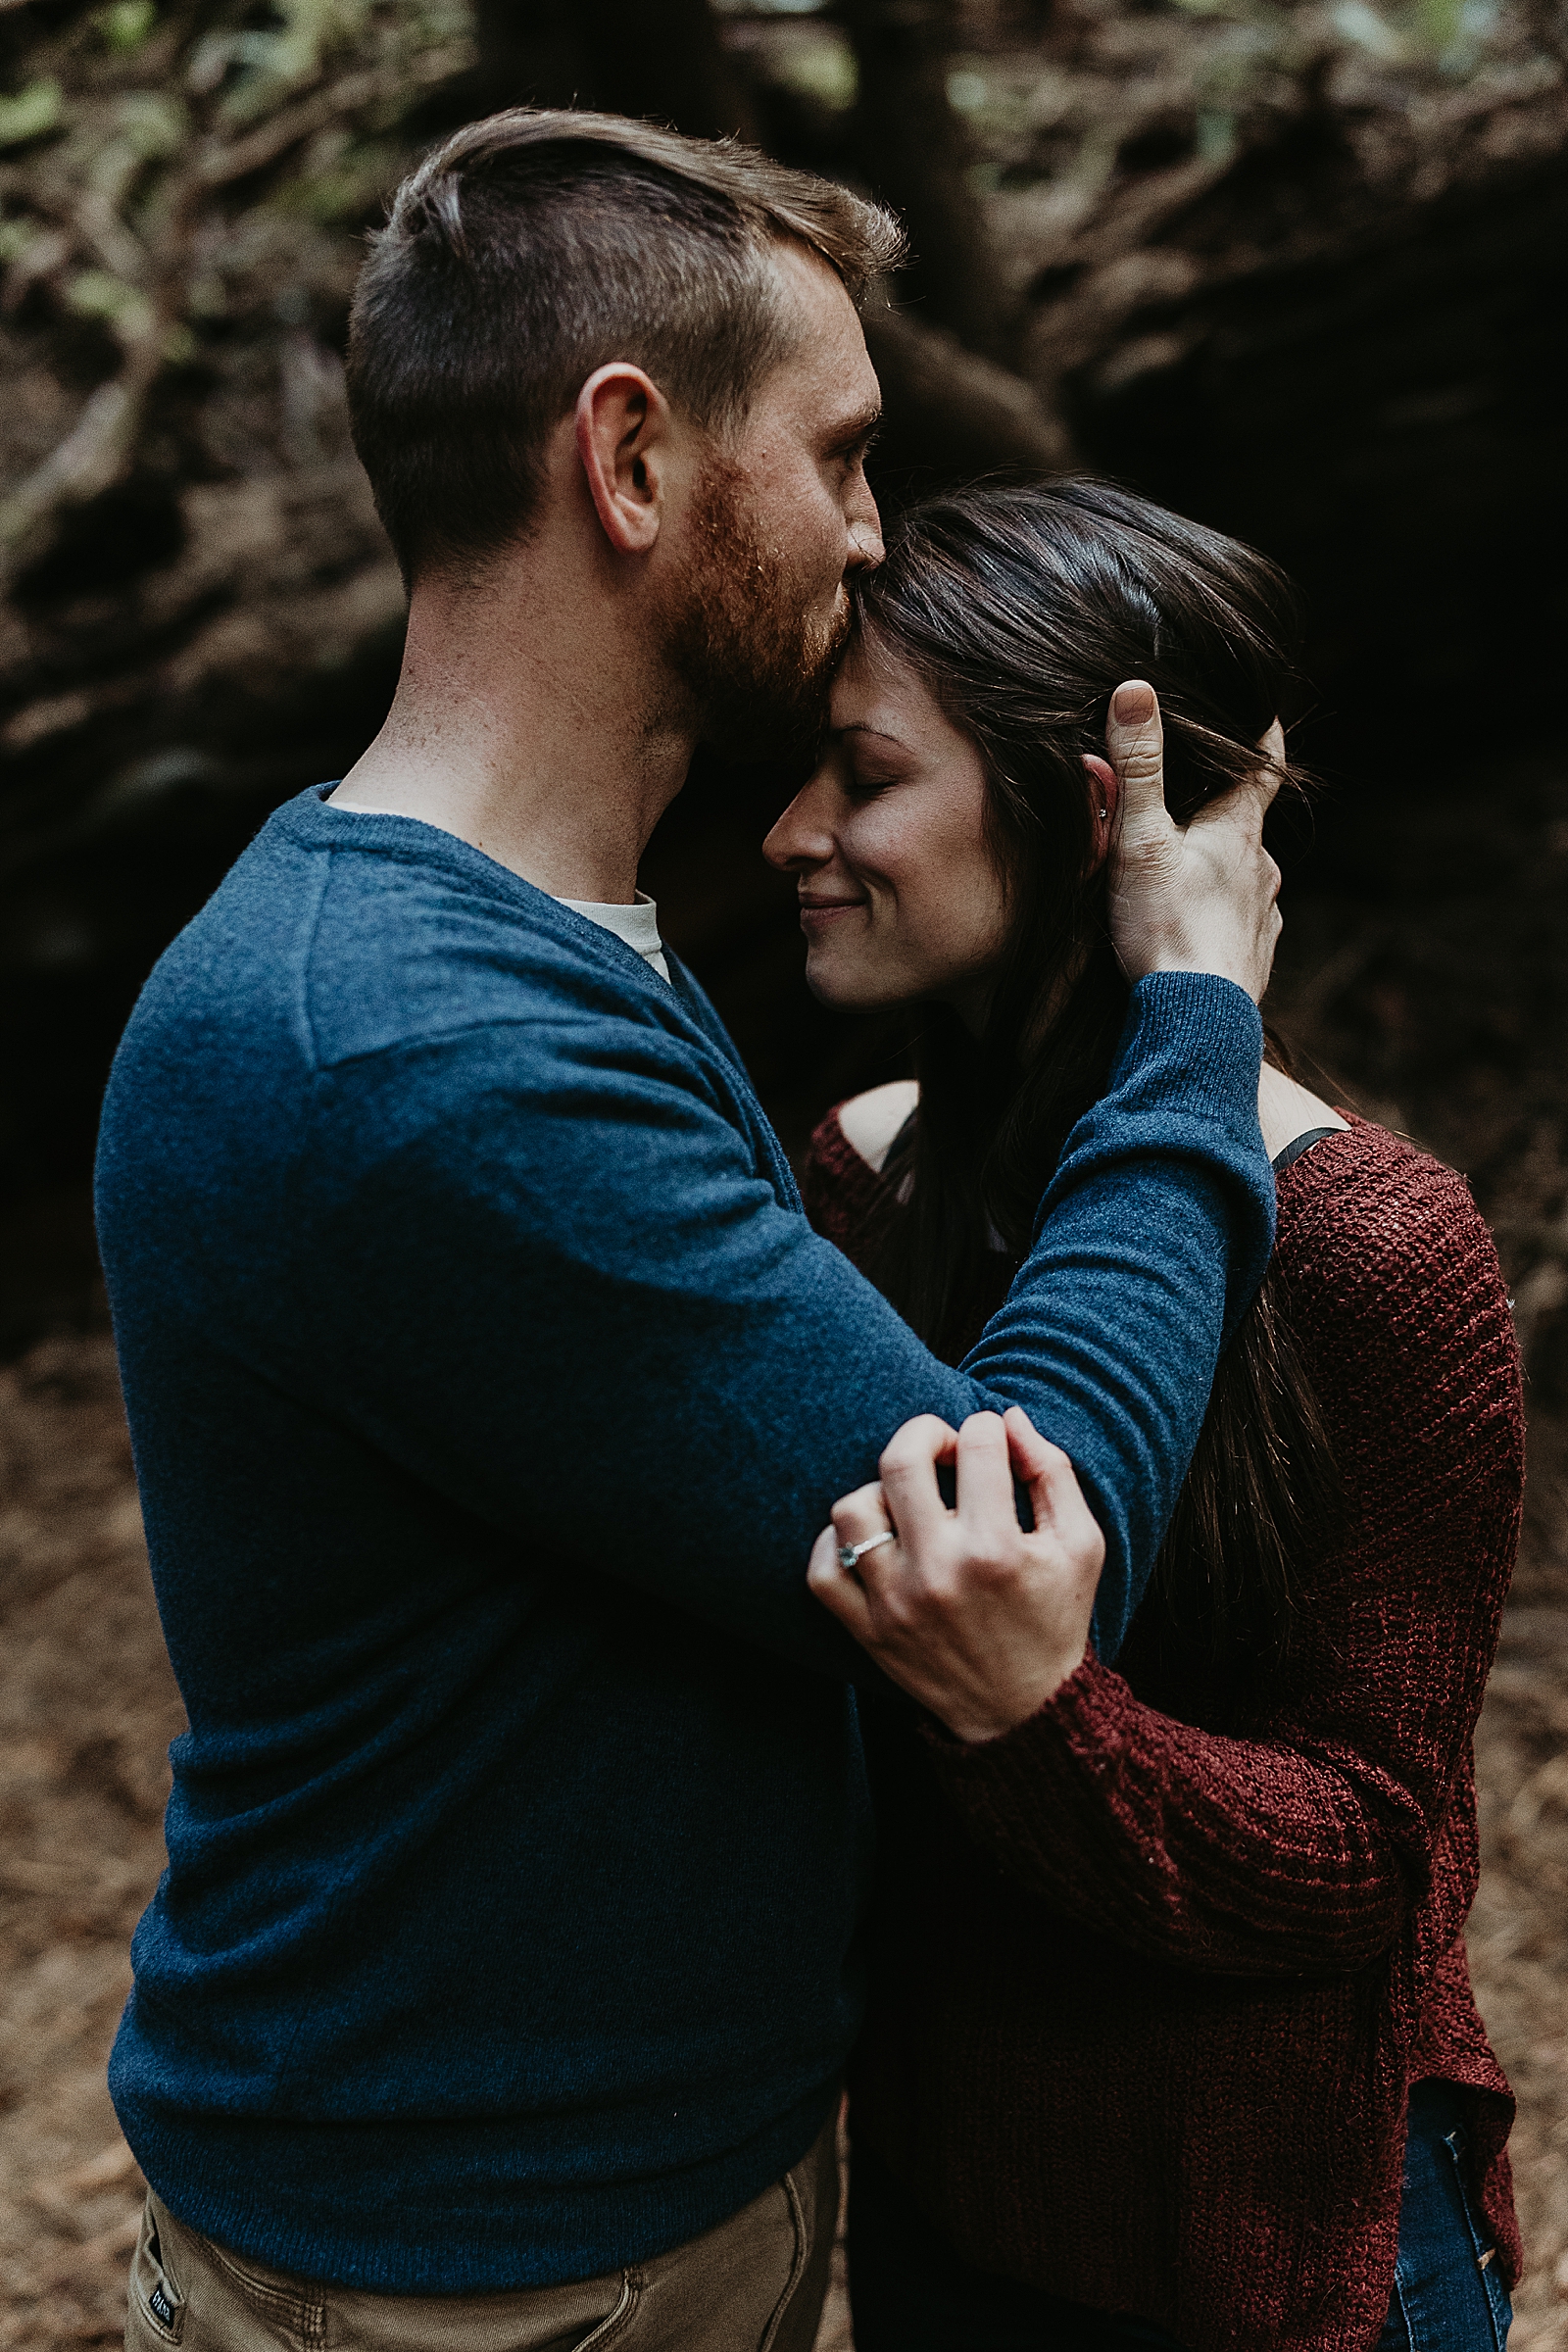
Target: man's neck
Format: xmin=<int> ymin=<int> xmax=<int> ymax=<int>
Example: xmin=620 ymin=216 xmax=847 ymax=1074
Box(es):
xmin=331 ymin=545 xmax=696 ymax=905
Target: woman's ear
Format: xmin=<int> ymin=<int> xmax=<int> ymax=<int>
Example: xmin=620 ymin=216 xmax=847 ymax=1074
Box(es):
xmin=1082 ymin=755 xmax=1119 ymax=862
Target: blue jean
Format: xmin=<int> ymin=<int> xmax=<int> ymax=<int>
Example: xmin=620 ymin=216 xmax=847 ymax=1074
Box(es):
xmin=1377 ymin=2080 xmax=1513 ymax=2350
xmin=848 ymin=2081 xmax=1511 ymax=2351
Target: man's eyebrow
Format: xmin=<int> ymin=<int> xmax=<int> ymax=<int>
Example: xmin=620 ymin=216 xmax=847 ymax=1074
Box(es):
xmin=827 ymin=403 xmax=883 ymax=447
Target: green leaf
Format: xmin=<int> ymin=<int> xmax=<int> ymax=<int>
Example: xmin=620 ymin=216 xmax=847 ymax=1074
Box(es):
xmin=0 ymin=79 xmax=64 ymax=151
xmin=268 ymin=137 xmax=400 ymax=224
xmin=96 ymin=0 xmax=158 ymax=53
xmin=1332 ymin=0 xmax=1408 ymax=57
xmin=769 ymin=27 xmax=858 ymax=113
xmin=66 ymin=269 xmax=154 ymax=340
xmin=219 ymin=0 xmax=372 ymax=122
xmin=111 ymin=90 xmax=186 ymax=158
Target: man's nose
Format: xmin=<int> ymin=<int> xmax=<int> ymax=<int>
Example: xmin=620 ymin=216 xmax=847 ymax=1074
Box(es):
xmin=847 ymin=484 xmax=884 ymax=574
xmin=848 ymin=523 xmax=884 ymax=574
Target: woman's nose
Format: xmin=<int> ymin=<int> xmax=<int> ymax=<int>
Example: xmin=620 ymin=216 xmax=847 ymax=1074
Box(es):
xmin=763 ymin=772 xmax=841 ymax=873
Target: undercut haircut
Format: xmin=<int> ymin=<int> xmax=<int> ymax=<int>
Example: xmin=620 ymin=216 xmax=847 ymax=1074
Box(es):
xmin=347 ymin=109 xmax=905 ymax=586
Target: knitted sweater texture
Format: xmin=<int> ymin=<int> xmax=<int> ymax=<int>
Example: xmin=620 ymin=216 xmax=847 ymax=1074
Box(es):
xmin=803 ymin=1113 xmax=1523 ymax=2352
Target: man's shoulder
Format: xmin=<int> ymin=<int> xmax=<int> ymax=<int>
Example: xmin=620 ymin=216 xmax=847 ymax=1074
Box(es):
xmin=128 ymin=790 xmax=707 ymax=1081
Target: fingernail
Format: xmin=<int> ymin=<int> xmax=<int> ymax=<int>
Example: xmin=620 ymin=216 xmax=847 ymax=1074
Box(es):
xmin=1112 ymin=682 xmax=1155 ymax=725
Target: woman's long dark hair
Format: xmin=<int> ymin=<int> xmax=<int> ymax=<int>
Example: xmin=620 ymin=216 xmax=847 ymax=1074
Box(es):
xmin=855 ymin=478 xmax=1341 ymax=1674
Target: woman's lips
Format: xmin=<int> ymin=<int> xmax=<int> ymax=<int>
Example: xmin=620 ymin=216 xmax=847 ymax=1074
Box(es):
xmin=799 ymin=898 xmax=867 ymax=924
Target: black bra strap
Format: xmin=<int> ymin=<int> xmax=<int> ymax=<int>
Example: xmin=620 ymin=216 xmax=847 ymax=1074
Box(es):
xmin=1272 ymin=1125 xmax=1344 ymax=1176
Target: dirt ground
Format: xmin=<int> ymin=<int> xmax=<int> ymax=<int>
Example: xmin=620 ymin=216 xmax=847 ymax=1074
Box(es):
xmin=0 ymin=1330 xmax=179 ymax=2351
xmin=2 ymin=773 xmax=1567 ymax=2349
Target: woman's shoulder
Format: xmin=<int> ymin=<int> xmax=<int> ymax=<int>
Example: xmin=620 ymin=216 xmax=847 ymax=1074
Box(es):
xmin=1274 ymin=1117 xmax=1493 ymax=1272
xmin=800 ymin=1084 xmax=913 ymax=1257
xmin=834 ymin=1080 xmax=919 ymax=1175
xmin=1274 ymin=1119 xmax=1520 ymax=1413
xmin=1278 ymin=1122 xmax=1524 ymax=1531
xmin=1258 ymin=1063 xmax=1348 ymax=1162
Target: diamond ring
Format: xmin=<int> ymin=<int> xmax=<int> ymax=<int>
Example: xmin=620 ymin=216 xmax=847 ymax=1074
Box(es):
xmin=837 ymin=1530 xmax=898 ymax=1571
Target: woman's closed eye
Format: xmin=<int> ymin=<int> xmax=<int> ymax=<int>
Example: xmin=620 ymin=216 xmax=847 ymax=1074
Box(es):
xmin=843 ymin=760 xmax=903 ymax=800
xmin=840 ymin=737 xmax=914 ymax=798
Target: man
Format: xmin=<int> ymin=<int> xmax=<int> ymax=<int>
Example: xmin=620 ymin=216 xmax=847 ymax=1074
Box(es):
xmin=99 ymin=112 xmax=1281 ymax=2352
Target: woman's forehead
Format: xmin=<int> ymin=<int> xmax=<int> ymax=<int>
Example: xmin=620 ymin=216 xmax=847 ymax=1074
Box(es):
xmin=829 ymin=635 xmax=943 ymax=744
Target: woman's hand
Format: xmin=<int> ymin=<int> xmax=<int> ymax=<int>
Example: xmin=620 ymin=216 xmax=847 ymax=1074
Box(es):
xmin=808 ymin=1407 xmax=1105 ymax=1744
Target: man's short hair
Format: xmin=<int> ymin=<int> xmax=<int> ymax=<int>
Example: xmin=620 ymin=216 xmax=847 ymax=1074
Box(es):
xmin=346 ymin=110 xmax=905 ymax=586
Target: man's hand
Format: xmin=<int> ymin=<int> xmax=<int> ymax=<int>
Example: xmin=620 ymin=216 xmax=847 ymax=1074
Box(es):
xmin=1103 ymin=680 xmax=1283 ymax=1003
xmin=807 ymin=1408 xmax=1104 ymax=1745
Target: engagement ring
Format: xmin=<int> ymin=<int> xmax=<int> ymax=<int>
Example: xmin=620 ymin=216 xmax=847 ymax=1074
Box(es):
xmin=837 ymin=1531 xmax=897 ymax=1570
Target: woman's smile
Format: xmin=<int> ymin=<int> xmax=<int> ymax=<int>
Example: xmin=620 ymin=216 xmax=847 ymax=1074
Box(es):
xmin=763 ymin=634 xmax=1010 ymax=1030
xmin=798 ymin=891 xmax=869 ymax=924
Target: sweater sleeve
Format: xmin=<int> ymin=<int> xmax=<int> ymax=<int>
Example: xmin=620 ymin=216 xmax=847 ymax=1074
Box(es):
xmin=922 ymin=1141 xmax=1524 ymax=1976
xmin=295 ymin=973 xmax=1271 ymax=1679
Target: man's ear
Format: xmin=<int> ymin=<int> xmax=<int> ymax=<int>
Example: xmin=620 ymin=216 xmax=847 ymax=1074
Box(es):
xmin=575 ymin=364 xmax=671 ymax=555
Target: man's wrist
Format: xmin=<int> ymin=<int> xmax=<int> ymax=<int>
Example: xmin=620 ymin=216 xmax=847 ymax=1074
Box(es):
xmin=1137 ymin=956 xmax=1258 ymax=999
xmin=1112 ymin=972 xmax=1265 ymax=1113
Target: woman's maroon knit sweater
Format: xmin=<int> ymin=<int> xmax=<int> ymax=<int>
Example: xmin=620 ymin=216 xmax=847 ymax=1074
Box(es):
xmin=803 ymin=1112 xmax=1523 ymax=2352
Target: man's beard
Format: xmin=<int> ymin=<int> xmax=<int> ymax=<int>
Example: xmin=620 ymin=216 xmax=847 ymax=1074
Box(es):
xmin=658 ymin=451 xmax=851 ymax=764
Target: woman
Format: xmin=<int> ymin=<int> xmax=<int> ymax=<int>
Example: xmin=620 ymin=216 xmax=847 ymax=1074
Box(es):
xmin=762 ymin=480 xmax=1523 ymax=2352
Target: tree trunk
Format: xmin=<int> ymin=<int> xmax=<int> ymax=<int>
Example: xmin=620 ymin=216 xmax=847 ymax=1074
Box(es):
xmin=864 ymin=307 xmax=1071 ymax=492
xmin=839 ymin=0 xmax=1013 ymax=364
xmin=472 ymin=0 xmax=760 ymax=143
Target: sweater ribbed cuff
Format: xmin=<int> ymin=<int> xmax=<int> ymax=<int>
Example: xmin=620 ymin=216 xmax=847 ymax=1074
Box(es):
xmin=1112 ymin=972 xmax=1265 ymax=1119
xmin=920 ymin=1653 xmax=1131 ymax=1814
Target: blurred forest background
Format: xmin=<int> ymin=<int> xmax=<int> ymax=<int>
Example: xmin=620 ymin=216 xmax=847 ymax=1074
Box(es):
xmin=0 ymin=0 xmax=1566 ymax=2344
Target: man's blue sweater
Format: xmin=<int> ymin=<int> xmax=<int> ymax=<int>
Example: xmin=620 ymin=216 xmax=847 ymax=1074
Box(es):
xmin=95 ymin=788 xmax=1272 ymax=2292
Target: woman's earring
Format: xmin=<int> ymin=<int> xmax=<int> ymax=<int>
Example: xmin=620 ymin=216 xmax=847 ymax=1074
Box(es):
xmin=1098 ymin=807 xmax=1108 ymax=819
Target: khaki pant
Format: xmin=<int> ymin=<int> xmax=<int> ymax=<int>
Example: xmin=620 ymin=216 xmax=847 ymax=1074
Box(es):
xmin=125 ymin=2118 xmax=838 ymax=2352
